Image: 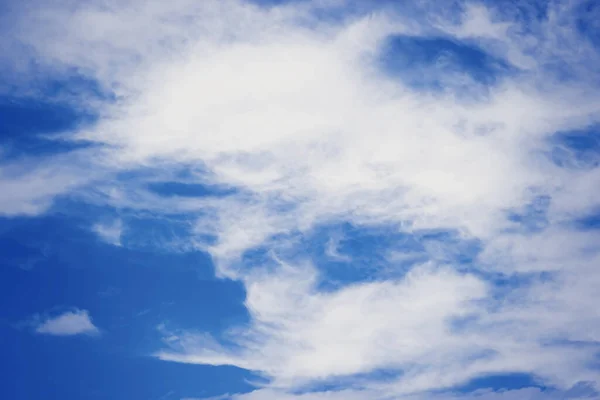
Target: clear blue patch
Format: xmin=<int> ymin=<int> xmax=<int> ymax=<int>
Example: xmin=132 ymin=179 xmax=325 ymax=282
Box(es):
xmin=506 ymin=195 xmax=550 ymax=233
xmin=31 ymin=67 xmax=115 ymax=103
xmin=0 ymin=203 xmax=255 ymax=400
xmin=147 ymin=181 xmax=235 ymax=198
xmin=304 ymin=223 xmax=424 ymax=288
xmin=549 ymin=126 xmax=600 ymax=169
xmin=573 ymin=212 xmax=600 ymax=231
xmin=0 ymin=324 xmax=255 ymax=400
xmin=379 ymin=35 xmax=514 ymax=90
xmin=110 ymin=167 xmax=239 ymax=207
xmin=279 ymin=223 xmax=483 ymax=290
xmin=450 ymin=373 xmax=543 ymax=393
xmin=0 ymin=96 xmax=96 ymax=160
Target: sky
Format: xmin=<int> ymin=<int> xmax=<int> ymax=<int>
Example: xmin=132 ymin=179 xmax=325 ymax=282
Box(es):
xmin=1 ymin=0 xmax=600 ymax=399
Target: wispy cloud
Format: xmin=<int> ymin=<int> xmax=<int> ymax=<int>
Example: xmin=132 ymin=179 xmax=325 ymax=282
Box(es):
xmin=0 ymin=153 xmax=94 ymax=216
xmin=34 ymin=309 xmax=100 ymax=337
xmin=220 ymin=381 xmax=599 ymax=400
xmin=324 ymin=235 xmax=351 ymax=262
xmin=2 ymin=0 xmax=600 ymax=398
xmin=92 ymin=218 xmax=123 ymax=246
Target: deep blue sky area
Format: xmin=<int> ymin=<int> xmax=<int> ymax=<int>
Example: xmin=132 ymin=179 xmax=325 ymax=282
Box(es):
xmin=0 ymin=210 xmax=253 ymax=400
xmin=0 ymin=98 xmax=92 ymax=159
xmin=0 ymin=93 xmax=252 ymax=398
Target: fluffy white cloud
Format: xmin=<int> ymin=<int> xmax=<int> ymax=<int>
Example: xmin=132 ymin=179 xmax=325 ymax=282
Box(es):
xmin=159 ymin=264 xmax=487 ymax=387
xmin=35 ymin=309 xmax=100 ymax=336
xmin=2 ymin=0 xmax=600 ymax=398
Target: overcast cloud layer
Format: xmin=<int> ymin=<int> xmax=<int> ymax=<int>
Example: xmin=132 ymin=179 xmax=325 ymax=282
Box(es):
xmin=1 ymin=0 xmax=600 ymax=399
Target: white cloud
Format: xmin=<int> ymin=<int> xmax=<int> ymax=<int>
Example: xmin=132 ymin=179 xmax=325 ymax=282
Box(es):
xmin=0 ymin=153 xmax=94 ymax=216
xmin=221 ymin=383 xmax=599 ymax=400
xmin=2 ymin=0 xmax=600 ymax=398
xmin=158 ymin=263 xmax=489 ymax=391
xmin=324 ymin=235 xmax=351 ymax=262
xmin=35 ymin=309 xmax=100 ymax=336
xmin=92 ymin=218 xmax=123 ymax=246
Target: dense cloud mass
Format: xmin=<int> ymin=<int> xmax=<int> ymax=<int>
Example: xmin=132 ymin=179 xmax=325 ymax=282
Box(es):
xmin=1 ymin=0 xmax=600 ymax=399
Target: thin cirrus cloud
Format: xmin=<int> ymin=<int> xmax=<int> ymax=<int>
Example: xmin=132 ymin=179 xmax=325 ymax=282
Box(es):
xmin=1 ymin=0 xmax=600 ymax=399
xmin=34 ymin=309 xmax=100 ymax=337
xmin=92 ymin=218 xmax=123 ymax=246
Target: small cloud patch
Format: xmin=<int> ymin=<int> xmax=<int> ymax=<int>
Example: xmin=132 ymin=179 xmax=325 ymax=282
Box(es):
xmin=92 ymin=219 xmax=123 ymax=246
xmin=35 ymin=309 xmax=100 ymax=337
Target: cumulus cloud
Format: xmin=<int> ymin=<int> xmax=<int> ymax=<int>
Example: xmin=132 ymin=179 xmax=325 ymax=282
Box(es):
xmin=2 ymin=0 xmax=600 ymax=398
xmin=35 ymin=309 xmax=100 ymax=336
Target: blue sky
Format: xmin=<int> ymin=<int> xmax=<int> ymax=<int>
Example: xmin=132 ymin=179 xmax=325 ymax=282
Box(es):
xmin=1 ymin=0 xmax=600 ymax=399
